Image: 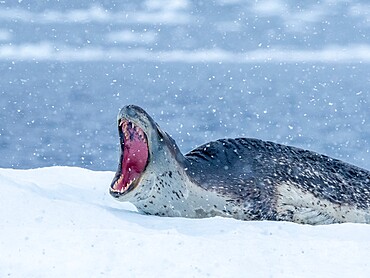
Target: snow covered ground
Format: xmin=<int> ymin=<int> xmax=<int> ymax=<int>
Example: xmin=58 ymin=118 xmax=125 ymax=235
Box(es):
xmin=1 ymin=167 xmax=370 ymax=277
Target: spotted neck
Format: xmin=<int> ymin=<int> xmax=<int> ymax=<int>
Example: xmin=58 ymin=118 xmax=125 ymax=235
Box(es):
xmin=130 ymin=154 xmax=244 ymax=219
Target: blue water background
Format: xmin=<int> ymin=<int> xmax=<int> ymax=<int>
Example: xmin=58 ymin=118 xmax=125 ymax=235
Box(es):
xmin=0 ymin=1 xmax=369 ymax=170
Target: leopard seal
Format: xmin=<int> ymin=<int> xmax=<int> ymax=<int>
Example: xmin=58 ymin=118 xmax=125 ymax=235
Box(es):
xmin=110 ymin=104 xmax=370 ymax=225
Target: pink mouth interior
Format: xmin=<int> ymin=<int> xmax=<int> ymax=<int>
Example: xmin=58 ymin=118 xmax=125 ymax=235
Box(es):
xmin=113 ymin=121 xmax=149 ymax=193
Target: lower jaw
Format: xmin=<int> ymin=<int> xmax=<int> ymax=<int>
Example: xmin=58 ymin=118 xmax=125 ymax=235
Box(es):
xmin=110 ymin=179 xmax=139 ymax=198
xmin=110 ymin=187 xmax=133 ymax=199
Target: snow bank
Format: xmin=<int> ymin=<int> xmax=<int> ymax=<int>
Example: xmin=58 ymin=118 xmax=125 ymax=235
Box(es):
xmin=1 ymin=167 xmax=370 ymax=277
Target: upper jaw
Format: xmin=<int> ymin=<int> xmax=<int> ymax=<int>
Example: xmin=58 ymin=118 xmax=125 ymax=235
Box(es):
xmin=117 ymin=105 xmax=149 ymax=125
xmin=117 ymin=105 xmax=158 ymax=133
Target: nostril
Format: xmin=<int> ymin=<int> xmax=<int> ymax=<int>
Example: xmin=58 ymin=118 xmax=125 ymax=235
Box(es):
xmin=127 ymin=106 xmax=137 ymax=117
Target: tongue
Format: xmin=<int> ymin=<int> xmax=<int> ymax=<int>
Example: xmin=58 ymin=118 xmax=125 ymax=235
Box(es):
xmin=121 ymin=125 xmax=148 ymax=187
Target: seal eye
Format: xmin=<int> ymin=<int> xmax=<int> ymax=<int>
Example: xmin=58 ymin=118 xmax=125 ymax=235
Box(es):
xmin=110 ymin=120 xmax=149 ymax=196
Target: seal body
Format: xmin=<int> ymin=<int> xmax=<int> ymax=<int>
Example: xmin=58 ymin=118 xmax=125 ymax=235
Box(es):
xmin=110 ymin=105 xmax=370 ymax=225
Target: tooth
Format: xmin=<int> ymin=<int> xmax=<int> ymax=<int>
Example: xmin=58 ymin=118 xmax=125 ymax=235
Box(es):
xmin=129 ymin=178 xmax=136 ymax=186
xmin=120 ymin=187 xmax=125 ymax=193
xmin=112 ymin=181 xmax=118 ymax=191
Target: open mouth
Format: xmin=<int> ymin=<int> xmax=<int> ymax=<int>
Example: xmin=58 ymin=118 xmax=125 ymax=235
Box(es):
xmin=110 ymin=119 xmax=149 ymax=197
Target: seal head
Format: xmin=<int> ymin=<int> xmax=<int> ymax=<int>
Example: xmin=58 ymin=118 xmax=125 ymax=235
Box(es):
xmin=110 ymin=105 xmax=234 ymax=219
xmin=110 ymin=105 xmax=185 ymax=201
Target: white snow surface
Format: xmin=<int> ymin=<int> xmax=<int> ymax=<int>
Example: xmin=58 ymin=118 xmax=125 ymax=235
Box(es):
xmin=1 ymin=166 xmax=370 ymax=277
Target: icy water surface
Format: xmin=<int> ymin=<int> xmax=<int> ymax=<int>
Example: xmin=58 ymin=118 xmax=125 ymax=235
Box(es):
xmin=0 ymin=0 xmax=369 ymax=170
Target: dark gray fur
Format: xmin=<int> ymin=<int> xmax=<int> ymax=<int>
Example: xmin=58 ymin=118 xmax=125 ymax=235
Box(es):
xmin=184 ymin=138 xmax=370 ymax=221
